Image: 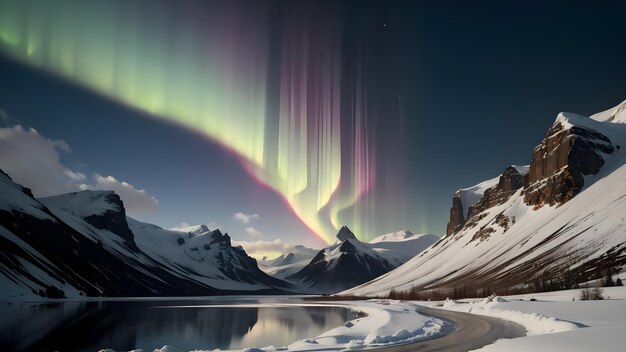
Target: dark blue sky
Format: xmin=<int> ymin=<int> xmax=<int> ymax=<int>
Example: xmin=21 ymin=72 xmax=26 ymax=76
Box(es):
xmin=0 ymin=0 xmax=625 ymax=249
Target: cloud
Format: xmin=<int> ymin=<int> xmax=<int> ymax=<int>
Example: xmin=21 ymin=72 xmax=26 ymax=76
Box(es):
xmin=245 ymin=226 xmax=264 ymax=238
xmin=0 ymin=125 xmax=83 ymax=196
xmin=64 ymin=169 xmax=87 ymax=182
xmin=0 ymin=124 xmax=158 ymax=215
xmin=83 ymin=174 xmax=159 ymax=214
xmin=232 ymin=212 xmax=259 ymax=224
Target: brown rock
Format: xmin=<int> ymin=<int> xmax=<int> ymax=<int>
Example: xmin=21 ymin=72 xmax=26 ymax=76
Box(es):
xmin=446 ymin=191 xmax=465 ymax=237
xmin=523 ymin=121 xmax=613 ymax=208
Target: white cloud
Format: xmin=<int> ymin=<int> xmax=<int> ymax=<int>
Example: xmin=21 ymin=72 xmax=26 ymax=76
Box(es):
xmin=84 ymin=174 xmax=158 ymax=214
xmin=64 ymin=169 xmax=87 ymax=181
xmin=233 ymin=212 xmax=260 ymax=224
xmin=0 ymin=125 xmax=82 ymax=196
xmin=0 ymin=124 xmax=158 ymax=215
xmin=245 ymin=226 xmax=264 ymax=238
xmin=53 ymin=139 xmax=72 ymax=152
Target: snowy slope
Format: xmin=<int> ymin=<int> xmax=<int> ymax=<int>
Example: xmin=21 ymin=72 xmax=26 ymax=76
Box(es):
xmin=457 ymin=177 xmax=500 ymax=219
xmin=344 ymin=100 xmax=626 ymax=297
xmin=130 ymin=219 xmax=289 ymax=291
xmin=0 ymin=172 xmax=221 ymax=300
xmin=170 ymin=224 xmax=211 ymax=235
xmin=367 ymin=230 xmax=439 ymax=266
xmin=41 ymin=191 xmax=121 ymax=218
xmin=258 ymin=246 xmax=318 ymax=279
xmin=0 ymin=171 xmax=291 ymax=300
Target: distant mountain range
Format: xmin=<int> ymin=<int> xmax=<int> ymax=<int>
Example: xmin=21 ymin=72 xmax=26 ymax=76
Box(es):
xmin=0 ymin=169 xmax=433 ymax=299
xmin=0 ymin=172 xmax=292 ymax=300
xmin=285 ymin=226 xmax=437 ymax=294
xmin=345 ymin=99 xmax=626 ymax=298
xmin=5 ymin=100 xmax=623 ymax=300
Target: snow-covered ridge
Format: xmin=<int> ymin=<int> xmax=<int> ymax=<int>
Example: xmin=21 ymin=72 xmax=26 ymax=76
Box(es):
xmin=369 ymin=230 xmax=420 ymax=243
xmin=0 ymin=170 xmax=292 ymax=300
xmin=0 ymin=169 xmax=54 ymax=222
xmin=170 ymin=224 xmax=211 ymax=235
xmin=591 ymin=98 xmax=626 ymax=124
xmin=457 ymin=176 xmax=499 ymax=219
xmin=367 ymin=231 xmax=439 ymax=266
xmin=40 ymin=190 xmax=120 ymax=218
xmin=343 ymin=99 xmax=626 ymax=297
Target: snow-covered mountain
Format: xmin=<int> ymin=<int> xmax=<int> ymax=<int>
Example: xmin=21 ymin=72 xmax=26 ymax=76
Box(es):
xmin=287 ymin=226 xmax=437 ymax=293
xmin=344 ymin=100 xmax=626 ymax=297
xmin=367 ymin=230 xmax=439 ymax=266
xmin=258 ymin=245 xmax=318 ymax=279
xmin=170 ymin=223 xmax=212 ymax=235
xmin=0 ymin=173 xmax=290 ymax=300
xmin=130 ymin=219 xmax=287 ymax=290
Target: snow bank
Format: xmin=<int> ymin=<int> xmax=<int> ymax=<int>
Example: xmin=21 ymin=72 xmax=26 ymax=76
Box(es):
xmin=441 ymin=294 xmax=576 ymax=335
xmin=284 ymin=300 xmax=445 ymax=351
xmin=464 ymin=286 xmax=626 ymax=352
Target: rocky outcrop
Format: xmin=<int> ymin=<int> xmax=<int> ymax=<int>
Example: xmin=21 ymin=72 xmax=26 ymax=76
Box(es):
xmin=446 ymin=192 xmax=465 ymax=236
xmin=83 ymin=193 xmax=136 ymax=248
xmin=447 ymin=166 xmax=527 ymax=237
xmin=467 ymin=166 xmax=526 ymax=220
xmin=523 ymin=116 xmax=614 ymax=208
xmin=445 ymin=112 xmax=615 ymax=240
xmin=336 ymin=225 xmax=357 ymax=241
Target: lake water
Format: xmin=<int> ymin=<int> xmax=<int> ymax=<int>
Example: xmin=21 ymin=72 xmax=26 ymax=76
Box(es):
xmin=0 ymin=297 xmax=360 ymax=352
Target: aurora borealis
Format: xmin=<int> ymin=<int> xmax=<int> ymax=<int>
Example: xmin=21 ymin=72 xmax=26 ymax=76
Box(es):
xmin=2 ymin=0 xmax=626 ymax=247
xmin=0 ymin=0 xmax=401 ymax=243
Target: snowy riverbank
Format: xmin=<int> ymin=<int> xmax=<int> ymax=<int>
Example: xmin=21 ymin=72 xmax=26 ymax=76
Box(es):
xmin=101 ymin=300 xmax=447 ymax=352
xmin=427 ymin=285 xmax=626 ymax=351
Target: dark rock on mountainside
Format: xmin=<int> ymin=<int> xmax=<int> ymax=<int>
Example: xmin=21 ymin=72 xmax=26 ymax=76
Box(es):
xmin=446 ymin=193 xmax=465 ymax=236
xmin=446 ymin=166 xmax=527 ymax=237
xmin=445 ymin=113 xmax=616 ymax=241
xmin=336 ymin=225 xmax=357 ymax=241
xmin=524 ymin=119 xmax=614 ymax=208
xmin=466 ymin=166 xmax=526 ymax=224
xmin=82 ymin=193 xmax=137 ymax=248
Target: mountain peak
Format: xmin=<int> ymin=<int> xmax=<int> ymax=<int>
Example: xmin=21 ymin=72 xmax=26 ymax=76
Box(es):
xmin=171 ymin=224 xmax=211 ymax=235
xmin=336 ymin=226 xmax=357 ymax=241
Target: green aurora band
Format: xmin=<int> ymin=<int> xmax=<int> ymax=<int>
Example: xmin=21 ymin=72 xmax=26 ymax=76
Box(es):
xmin=0 ymin=0 xmax=391 ymax=243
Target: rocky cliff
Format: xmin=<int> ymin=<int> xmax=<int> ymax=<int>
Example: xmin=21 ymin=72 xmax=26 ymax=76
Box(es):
xmin=446 ymin=165 xmax=528 ymax=237
xmin=523 ymin=113 xmax=615 ymax=208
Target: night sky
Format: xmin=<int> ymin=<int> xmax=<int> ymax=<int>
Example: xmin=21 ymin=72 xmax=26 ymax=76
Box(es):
xmin=1 ymin=0 xmax=625 ymax=252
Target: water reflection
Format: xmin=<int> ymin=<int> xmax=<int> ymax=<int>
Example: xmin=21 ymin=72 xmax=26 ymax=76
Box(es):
xmin=0 ymin=298 xmax=357 ymax=351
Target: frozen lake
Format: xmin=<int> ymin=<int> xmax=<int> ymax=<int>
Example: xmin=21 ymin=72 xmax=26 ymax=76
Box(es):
xmin=0 ymin=297 xmax=360 ymax=351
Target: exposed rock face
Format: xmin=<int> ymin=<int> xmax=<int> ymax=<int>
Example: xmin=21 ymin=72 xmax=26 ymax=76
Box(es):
xmin=524 ymin=119 xmax=614 ymax=208
xmin=83 ymin=193 xmax=137 ymax=248
xmin=336 ymin=225 xmax=357 ymax=241
xmin=498 ymin=166 xmax=526 ymax=192
xmin=467 ymin=166 xmax=526 ymax=219
xmin=445 ymin=113 xmax=615 ymax=241
xmin=447 ymin=166 xmax=527 ymax=237
xmin=208 ymin=229 xmax=232 ymax=247
xmin=446 ymin=192 xmax=465 ymax=236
